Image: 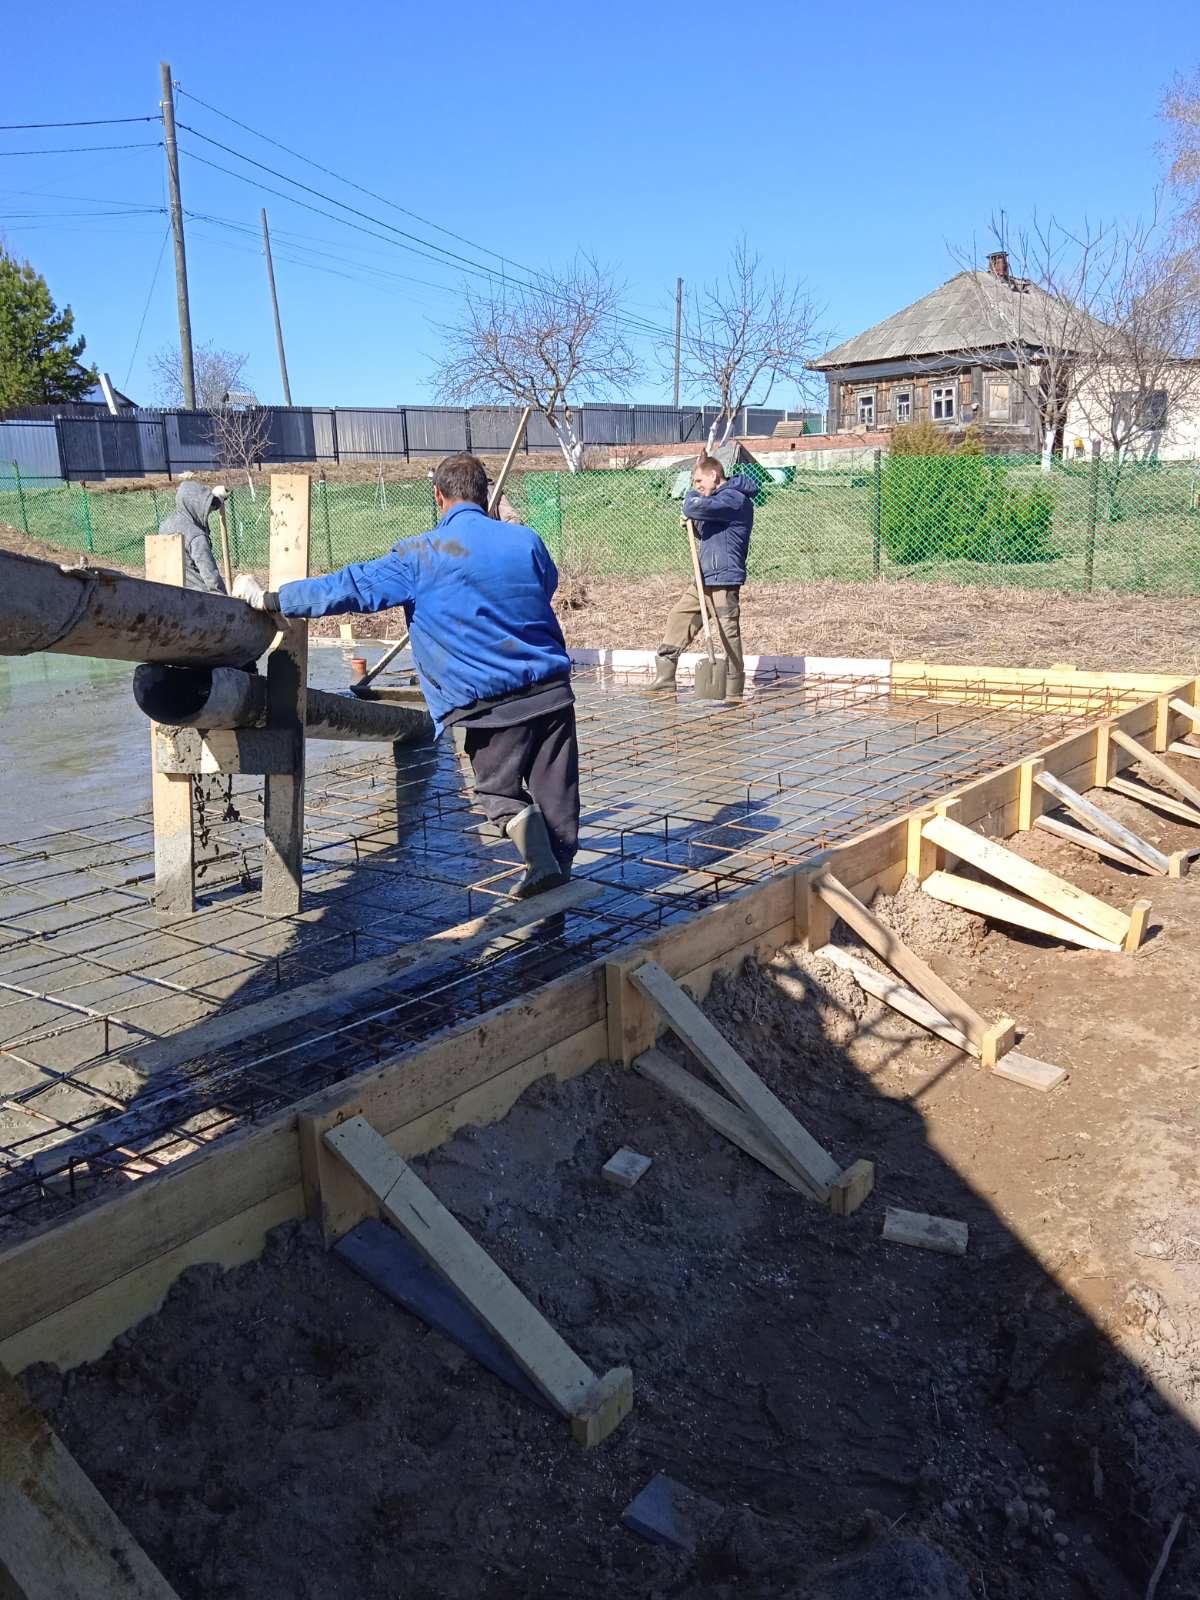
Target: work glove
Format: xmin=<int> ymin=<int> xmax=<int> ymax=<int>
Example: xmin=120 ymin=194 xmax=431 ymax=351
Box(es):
xmin=212 ymin=484 xmax=228 ymax=502
xmin=233 ymin=574 xmax=267 ymax=609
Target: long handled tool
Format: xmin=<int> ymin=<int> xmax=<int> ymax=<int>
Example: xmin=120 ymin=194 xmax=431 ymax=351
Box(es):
xmin=350 ymin=405 xmax=534 ymax=698
xmin=685 ymin=517 xmax=726 ymax=700
xmin=216 ymin=498 xmax=234 ymax=593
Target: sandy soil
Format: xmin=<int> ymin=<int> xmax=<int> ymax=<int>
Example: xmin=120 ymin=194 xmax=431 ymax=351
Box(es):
xmin=24 ymin=760 xmax=1200 ymax=1600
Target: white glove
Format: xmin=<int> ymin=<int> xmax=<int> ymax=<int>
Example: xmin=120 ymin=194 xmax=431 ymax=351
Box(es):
xmin=232 ymin=574 xmax=266 ymax=609
xmin=212 ymin=484 xmax=228 ymax=502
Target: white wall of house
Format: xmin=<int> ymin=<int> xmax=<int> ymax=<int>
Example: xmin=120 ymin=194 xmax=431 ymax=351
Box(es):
xmin=1064 ymin=363 xmax=1200 ymax=462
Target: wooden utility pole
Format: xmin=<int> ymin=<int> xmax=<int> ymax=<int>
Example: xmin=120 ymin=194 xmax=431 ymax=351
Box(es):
xmin=159 ymin=61 xmax=196 ymax=409
xmin=673 ymin=276 xmax=683 ymax=409
xmin=260 ymin=208 xmax=293 ymax=406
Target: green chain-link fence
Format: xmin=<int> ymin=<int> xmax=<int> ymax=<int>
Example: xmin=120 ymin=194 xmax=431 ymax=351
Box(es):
xmin=4 ymin=453 xmax=1200 ymax=594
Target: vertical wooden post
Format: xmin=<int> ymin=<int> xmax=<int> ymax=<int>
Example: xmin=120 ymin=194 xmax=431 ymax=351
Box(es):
xmin=145 ymin=534 xmax=194 ymax=913
xmin=261 ymin=474 xmax=310 ymax=916
xmin=1094 ymin=722 xmax=1114 ymax=788
xmin=1154 ymin=694 xmax=1172 ymax=753
xmin=906 ymin=808 xmax=939 ymax=881
xmin=1018 ymin=758 xmax=1044 ymax=833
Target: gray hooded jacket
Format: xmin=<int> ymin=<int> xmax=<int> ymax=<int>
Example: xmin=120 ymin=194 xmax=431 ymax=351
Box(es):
xmin=157 ymin=481 xmax=226 ymax=593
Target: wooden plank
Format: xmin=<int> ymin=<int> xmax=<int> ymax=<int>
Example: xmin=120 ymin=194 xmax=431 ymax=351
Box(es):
xmin=922 ymin=870 xmax=1122 ymax=952
xmin=1110 ymin=728 xmax=1200 ymax=816
xmin=1124 ymin=897 xmax=1153 ymax=952
xmin=118 ymin=880 xmax=603 ymax=1080
xmin=922 ymin=813 xmax=1130 ymax=946
xmin=991 ymin=1052 xmax=1068 ymax=1092
xmin=323 ymin=1117 xmax=598 ymax=1417
xmin=633 ymin=1048 xmax=812 ymax=1194
xmin=145 ymin=534 xmax=193 ymax=914
xmin=1033 ymin=814 xmax=1153 ymax=875
xmin=1169 ymin=740 xmax=1200 ymax=761
xmin=629 ymin=962 xmax=841 ymax=1198
xmin=1169 ymin=696 xmax=1200 ymax=728
xmin=1035 ymin=771 xmax=1170 ymax=875
xmin=813 ymin=871 xmax=991 ymax=1051
xmin=0 ymin=1365 xmax=179 ymax=1599
xmin=817 ymin=943 xmax=974 ymax=1055
xmin=570 ymin=1366 xmax=634 ymax=1449
xmin=261 ymin=473 xmax=309 ymax=916
xmin=829 ymin=1158 xmax=875 ymax=1216
xmin=1017 ymin=759 xmax=1044 ymax=833
xmin=1106 ymin=774 xmax=1200 ymax=827
xmin=882 ymin=1206 xmax=969 ymax=1256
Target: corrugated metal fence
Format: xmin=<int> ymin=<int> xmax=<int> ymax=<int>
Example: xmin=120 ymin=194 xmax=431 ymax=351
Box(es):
xmin=0 ymin=403 xmax=789 ymax=481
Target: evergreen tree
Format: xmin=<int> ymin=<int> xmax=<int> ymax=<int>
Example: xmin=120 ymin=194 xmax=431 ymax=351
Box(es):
xmin=0 ymin=249 xmax=95 ymax=406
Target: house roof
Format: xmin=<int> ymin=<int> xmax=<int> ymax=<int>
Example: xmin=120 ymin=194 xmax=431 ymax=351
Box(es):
xmin=814 ymin=270 xmax=1093 ymax=370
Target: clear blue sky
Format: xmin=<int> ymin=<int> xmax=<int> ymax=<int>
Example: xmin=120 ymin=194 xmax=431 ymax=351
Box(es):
xmin=1 ymin=0 xmax=1193 ymax=408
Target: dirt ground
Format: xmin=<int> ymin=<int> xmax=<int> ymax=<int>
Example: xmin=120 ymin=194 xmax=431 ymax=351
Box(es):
xmin=23 ymin=761 xmax=1200 ymax=1599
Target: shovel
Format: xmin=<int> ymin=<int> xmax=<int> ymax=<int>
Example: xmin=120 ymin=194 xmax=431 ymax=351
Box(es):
xmin=685 ymin=517 xmax=726 ymax=700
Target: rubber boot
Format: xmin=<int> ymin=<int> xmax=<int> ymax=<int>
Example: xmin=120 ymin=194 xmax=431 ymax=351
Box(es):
xmin=724 ymin=670 xmax=745 ymax=704
xmin=505 ymin=803 xmax=568 ymax=898
xmin=648 ymin=649 xmax=678 ymax=691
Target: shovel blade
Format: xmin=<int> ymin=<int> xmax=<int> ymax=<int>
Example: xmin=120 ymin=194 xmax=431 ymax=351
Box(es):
xmin=695 ymin=658 xmax=727 ymax=700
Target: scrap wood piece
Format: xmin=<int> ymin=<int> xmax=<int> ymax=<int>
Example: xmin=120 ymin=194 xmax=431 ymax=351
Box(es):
xmin=629 ymin=962 xmax=841 ymax=1201
xmin=923 ymin=813 xmax=1130 ymax=947
xmin=829 ymin=1158 xmax=876 ymax=1217
xmin=922 ymin=870 xmax=1122 ymax=953
xmin=622 ymin=1473 xmax=723 ymax=1553
xmin=0 ymin=1363 xmax=179 ymax=1600
xmin=812 ymin=871 xmax=994 ymax=1057
xmin=882 ymin=1206 xmax=969 ymax=1256
xmin=117 ymin=878 xmax=602 ymax=1080
xmin=634 ymin=1048 xmax=816 ymax=1196
xmin=817 ymin=945 xmax=1066 ymax=1091
xmin=333 ymin=1218 xmax=549 ymax=1410
xmin=1168 ymin=740 xmax=1200 ymax=762
xmin=1106 ymin=773 xmax=1200 ymax=828
xmin=602 ymin=1147 xmax=652 ymax=1189
xmin=1111 ymin=727 xmax=1200 ymax=815
xmin=1035 ymin=771 xmax=1169 ymax=875
xmin=1034 ymin=813 xmax=1153 ymax=875
xmin=323 ymin=1116 xmax=631 ymax=1446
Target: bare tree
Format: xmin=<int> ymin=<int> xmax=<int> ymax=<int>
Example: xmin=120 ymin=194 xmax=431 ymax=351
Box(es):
xmin=209 ymin=401 xmax=272 ymax=497
xmin=151 ymin=341 xmax=250 ymax=411
xmin=678 ymin=238 xmax=824 ymax=450
xmin=954 ymin=216 xmax=1116 ymax=473
xmin=1162 ymin=69 xmax=1200 ymax=225
xmin=432 ymin=258 xmax=639 ymax=472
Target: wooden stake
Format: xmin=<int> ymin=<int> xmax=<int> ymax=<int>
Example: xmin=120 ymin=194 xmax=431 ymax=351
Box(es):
xmin=1123 ymin=898 xmax=1152 ymax=953
xmin=145 ymin=534 xmax=194 ymax=914
xmin=1035 ymin=771 xmax=1170 ymax=875
xmin=1017 ymin=758 xmax=1044 ymax=833
xmin=261 ymin=474 xmax=309 ymax=916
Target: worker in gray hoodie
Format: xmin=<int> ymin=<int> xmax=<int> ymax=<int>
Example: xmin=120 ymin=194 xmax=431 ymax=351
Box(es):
xmin=156 ymin=480 xmax=230 ymax=594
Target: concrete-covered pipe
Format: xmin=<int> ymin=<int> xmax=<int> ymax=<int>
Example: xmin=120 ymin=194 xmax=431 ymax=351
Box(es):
xmin=0 ymin=549 xmax=279 ymax=666
xmin=133 ymin=665 xmax=434 ymax=746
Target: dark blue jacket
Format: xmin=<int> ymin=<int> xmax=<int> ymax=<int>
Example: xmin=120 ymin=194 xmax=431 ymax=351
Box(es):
xmin=682 ymin=472 xmax=756 ymax=587
xmin=276 ymin=503 xmax=571 ymax=735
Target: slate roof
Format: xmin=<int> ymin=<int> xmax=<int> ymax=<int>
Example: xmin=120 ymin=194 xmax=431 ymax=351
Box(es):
xmin=814 ymin=270 xmax=1091 ymax=369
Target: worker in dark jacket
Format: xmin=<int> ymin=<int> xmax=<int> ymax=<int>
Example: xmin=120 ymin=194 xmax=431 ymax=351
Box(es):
xmin=233 ymin=453 xmax=576 ymax=898
xmin=156 ymin=479 xmax=229 ymax=594
xmin=649 ymin=454 xmax=754 ymax=701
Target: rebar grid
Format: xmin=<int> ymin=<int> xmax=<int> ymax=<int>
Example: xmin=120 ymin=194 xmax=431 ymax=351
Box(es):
xmin=0 ymin=667 xmax=1115 ymax=1239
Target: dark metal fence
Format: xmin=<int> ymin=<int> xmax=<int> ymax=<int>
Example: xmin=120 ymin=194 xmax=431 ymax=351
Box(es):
xmin=0 ymin=402 xmax=789 ymax=481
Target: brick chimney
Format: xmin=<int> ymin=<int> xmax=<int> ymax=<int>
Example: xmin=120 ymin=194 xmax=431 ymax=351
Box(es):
xmin=987 ymin=250 xmax=1010 ymax=281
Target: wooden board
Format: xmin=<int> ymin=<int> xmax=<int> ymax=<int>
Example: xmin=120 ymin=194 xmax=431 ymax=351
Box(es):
xmin=323 ymin=1117 xmax=598 ymax=1417
xmin=118 ymin=879 xmax=602 ymax=1080
xmin=1033 ymin=813 xmax=1152 ymax=874
xmin=145 ymin=535 xmax=193 ymax=914
xmin=0 ymin=1364 xmax=179 ymax=1599
xmin=1106 ymin=774 xmax=1200 ymax=828
xmin=817 ymin=943 xmax=973 ymax=1055
xmin=1035 ymin=771 xmax=1169 ymax=875
xmin=922 ymin=813 xmax=1130 ymax=945
xmin=1110 ymin=727 xmax=1200 ymax=815
xmin=813 ymin=871 xmax=991 ymax=1051
xmin=261 ymin=474 xmax=309 ymax=916
xmin=629 ymin=962 xmax=841 ymax=1199
xmin=922 ymin=870 xmax=1121 ymax=952
xmin=882 ymin=1206 xmax=969 ymax=1256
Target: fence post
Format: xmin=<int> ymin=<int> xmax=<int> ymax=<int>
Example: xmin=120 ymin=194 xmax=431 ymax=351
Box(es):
xmin=330 ymin=409 xmax=340 ymax=465
xmin=464 ymin=408 xmax=472 ymax=453
xmin=872 ymin=448 xmax=882 ymax=577
xmin=1084 ymin=440 xmax=1100 ymax=592
xmin=161 ymin=415 xmax=172 ymax=482
xmin=318 ymin=472 xmax=335 ymax=568
xmin=78 ymin=486 xmax=95 ymax=553
xmin=12 ymin=463 xmax=29 ymax=534
xmin=400 ymin=407 xmax=410 ymax=463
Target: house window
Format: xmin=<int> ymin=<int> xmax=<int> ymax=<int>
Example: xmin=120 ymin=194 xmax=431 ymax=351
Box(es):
xmin=987 ymin=380 xmax=1011 ymax=422
xmin=894 ymin=390 xmax=912 ymax=423
xmin=1114 ymin=389 xmax=1170 ymax=436
xmin=857 ymin=391 xmax=875 ymax=428
xmin=931 ymin=384 xmax=957 ymax=422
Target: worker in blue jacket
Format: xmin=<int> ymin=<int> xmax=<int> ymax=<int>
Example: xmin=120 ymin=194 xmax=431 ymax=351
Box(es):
xmin=232 ymin=454 xmax=577 ymax=898
xmin=650 ymin=453 xmax=754 ymax=701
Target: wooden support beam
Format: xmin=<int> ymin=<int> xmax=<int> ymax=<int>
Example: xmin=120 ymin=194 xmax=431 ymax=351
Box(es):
xmin=629 ymin=962 xmax=842 ymax=1201
xmin=634 ymin=1048 xmax=810 ymax=1192
xmin=1124 ymin=897 xmax=1153 ymax=953
xmin=1035 ymin=771 xmax=1170 ymax=875
xmin=1106 ymin=774 xmax=1200 ymax=828
xmin=882 ymin=1207 xmax=968 ymax=1256
xmin=0 ymin=1364 xmax=179 ymax=1599
xmin=906 ymin=808 xmax=940 ymax=880
xmin=1169 ymin=740 xmax=1200 ymax=761
xmin=828 ymin=1158 xmax=875 ymax=1217
xmin=1017 ymin=759 xmax=1044 ymax=833
xmin=1111 ymin=727 xmax=1200 ymax=816
xmin=798 ymin=865 xmax=835 ymax=949
xmin=119 ymin=880 xmax=602 ymax=1083
xmin=1169 ymin=696 xmax=1200 ymax=729
xmin=322 ymin=1116 xmax=632 ymax=1446
xmin=261 ymin=473 xmax=310 ymax=916
xmin=145 ymin=535 xmax=194 ymax=914
xmin=813 ymin=871 xmax=993 ymax=1054
xmin=922 ymin=813 xmax=1131 ymax=946
xmin=1094 ymin=722 xmax=1114 ymax=787
xmin=1154 ymin=694 xmax=1173 ymax=752
xmin=1033 ymin=814 xmax=1155 ymax=875
xmin=922 ymin=870 xmax=1122 ymax=952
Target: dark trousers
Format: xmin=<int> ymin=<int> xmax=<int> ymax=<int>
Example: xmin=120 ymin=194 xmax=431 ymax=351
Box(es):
xmin=462 ymin=706 xmax=580 ymax=867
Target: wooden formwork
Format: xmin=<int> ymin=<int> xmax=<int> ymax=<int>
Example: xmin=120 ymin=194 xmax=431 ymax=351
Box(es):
xmin=0 ymin=662 xmax=1196 ymax=1380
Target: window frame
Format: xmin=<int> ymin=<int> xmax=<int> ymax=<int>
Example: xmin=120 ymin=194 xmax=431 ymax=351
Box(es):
xmin=930 ymin=383 xmax=957 ymax=422
xmin=893 ymin=389 xmax=912 ymax=423
xmin=986 ymin=378 xmax=1012 ymax=422
xmin=856 ymin=390 xmax=876 ymax=428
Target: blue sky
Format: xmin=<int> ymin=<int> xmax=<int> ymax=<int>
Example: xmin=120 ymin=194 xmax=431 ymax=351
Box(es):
xmin=1 ymin=0 xmax=1192 ymax=408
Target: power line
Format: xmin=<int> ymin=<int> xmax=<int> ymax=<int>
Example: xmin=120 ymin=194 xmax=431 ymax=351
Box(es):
xmin=0 ymin=143 xmax=160 ymax=156
xmin=0 ymin=115 xmax=158 ymax=130
xmin=124 ymin=222 xmax=172 ymax=388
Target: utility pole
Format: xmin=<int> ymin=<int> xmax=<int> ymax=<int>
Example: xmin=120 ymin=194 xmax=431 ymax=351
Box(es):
xmin=260 ymin=208 xmax=293 ymax=405
xmin=673 ymin=276 xmax=683 ymax=409
xmin=159 ymin=61 xmax=195 ymax=409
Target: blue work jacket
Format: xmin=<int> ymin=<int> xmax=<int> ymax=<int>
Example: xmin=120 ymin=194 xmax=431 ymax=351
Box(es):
xmin=682 ymin=472 xmax=757 ymax=587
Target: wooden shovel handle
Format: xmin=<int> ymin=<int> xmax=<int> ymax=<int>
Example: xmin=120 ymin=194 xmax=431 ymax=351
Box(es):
xmin=685 ymin=518 xmax=717 ymax=664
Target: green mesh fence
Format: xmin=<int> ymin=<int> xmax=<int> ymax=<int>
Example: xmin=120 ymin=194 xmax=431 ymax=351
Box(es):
xmin=4 ymin=455 xmax=1200 ymax=595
